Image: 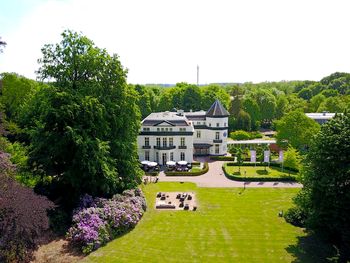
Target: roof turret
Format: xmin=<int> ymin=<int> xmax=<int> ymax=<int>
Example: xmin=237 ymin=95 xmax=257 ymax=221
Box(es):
xmin=206 ymin=100 xmax=229 ymax=117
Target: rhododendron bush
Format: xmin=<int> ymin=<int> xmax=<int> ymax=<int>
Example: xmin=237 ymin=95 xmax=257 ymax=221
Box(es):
xmin=67 ymin=188 xmax=147 ymax=254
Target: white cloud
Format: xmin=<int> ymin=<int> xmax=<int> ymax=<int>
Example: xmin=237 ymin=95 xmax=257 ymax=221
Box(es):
xmin=1 ymin=0 xmax=350 ymax=84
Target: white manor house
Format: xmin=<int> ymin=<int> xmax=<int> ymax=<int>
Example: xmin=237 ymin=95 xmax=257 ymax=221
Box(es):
xmin=137 ymin=100 xmax=229 ymax=164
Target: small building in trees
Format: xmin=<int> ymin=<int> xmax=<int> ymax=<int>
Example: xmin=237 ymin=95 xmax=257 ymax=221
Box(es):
xmin=305 ymin=112 xmax=337 ymax=125
xmin=137 ymin=100 xmax=229 ymax=164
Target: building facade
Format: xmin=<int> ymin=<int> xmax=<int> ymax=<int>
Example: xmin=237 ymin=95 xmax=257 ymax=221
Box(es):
xmin=305 ymin=112 xmax=337 ymax=125
xmin=137 ymin=100 xmax=229 ymax=164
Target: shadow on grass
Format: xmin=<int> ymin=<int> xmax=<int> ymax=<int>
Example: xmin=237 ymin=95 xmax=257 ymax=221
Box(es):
xmin=286 ymin=233 xmax=339 ymax=263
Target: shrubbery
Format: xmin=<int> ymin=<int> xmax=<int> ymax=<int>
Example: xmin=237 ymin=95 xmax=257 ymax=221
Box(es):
xmin=284 ymin=207 xmax=306 ymax=227
xmin=67 ymin=188 xmax=147 ymax=254
xmin=230 ymin=130 xmax=263 ymax=140
xmin=0 ymin=152 xmax=54 ymax=263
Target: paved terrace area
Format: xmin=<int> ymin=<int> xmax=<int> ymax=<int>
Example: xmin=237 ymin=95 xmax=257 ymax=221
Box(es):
xmin=157 ymin=158 xmax=302 ymax=188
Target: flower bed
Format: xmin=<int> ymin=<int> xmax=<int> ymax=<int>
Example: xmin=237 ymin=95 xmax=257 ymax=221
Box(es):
xmin=67 ymin=189 xmax=147 ymax=254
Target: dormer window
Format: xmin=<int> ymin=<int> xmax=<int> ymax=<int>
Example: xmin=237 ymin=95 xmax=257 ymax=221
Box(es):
xmin=216 ymin=123 xmax=219 ymax=127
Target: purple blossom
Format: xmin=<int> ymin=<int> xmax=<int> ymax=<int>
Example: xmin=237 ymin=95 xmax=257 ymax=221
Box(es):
xmin=67 ymin=188 xmax=146 ymax=254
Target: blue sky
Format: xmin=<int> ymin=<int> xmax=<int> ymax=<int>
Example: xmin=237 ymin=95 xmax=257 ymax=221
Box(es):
xmin=1 ymin=0 xmax=350 ymax=84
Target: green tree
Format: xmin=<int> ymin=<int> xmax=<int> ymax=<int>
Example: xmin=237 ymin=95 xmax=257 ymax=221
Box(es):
xmin=283 ymin=146 xmax=301 ymax=174
xmin=298 ymin=87 xmax=313 ymax=101
xmin=29 ymin=30 xmax=142 ymax=201
xmin=183 ymin=84 xmax=202 ymax=111
xmin=318 ymin=96 xmax=346 ymax=113
xmin=275 ymin=96 xmax=289 ymax=119
xmin=291 ymin=113 xmax=350 ymax=261
xmin=276 ymin=110 xmax=320 ymax=151
xmin=0 ymin=73 xmax=41 ymax=122
xmin=201 ymin=85 xmax=230 ymax=110
xmin=309 ymin=94 xmax=326 ymax=112
xmin=236 ymin=110 xmax=251 ymax=131
xmin=243 ymin=96 xmax=261 ymax=128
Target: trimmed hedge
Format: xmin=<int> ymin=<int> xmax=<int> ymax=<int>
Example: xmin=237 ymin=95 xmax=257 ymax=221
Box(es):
xmin=210 ymin=156 xmax=235 ymax=161
xmin=222 ymin=163 xmax=297 ymax=182
xmin=192 ymin=161 xmax=200 ymax=165
xmin=145 ymin=171 xmax=159 ymax=176
xmin=225 ymin=162 xmax=299 ymax=173
xmin=165 ymin=162 xmax=209 ymax=176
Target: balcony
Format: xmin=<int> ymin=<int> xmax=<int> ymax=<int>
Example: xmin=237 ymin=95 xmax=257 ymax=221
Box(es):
xmin=178 ymin=145 xmax=187 ymax=149
xmin=154 ymin=145 xmax=176 ymax=150
xmin=142 ymin=145 xmax=151 ymax=149
xmin=213 ymin=139 xmax=222 ymax=143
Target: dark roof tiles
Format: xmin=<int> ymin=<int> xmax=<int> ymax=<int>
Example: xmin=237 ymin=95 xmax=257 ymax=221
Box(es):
xmin=206 ymin=100 xmax=230 ymax=117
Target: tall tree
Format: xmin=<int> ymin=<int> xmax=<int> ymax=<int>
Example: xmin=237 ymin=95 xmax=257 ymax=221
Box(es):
xmin=276 ymin=110 xmax=320 ymax=151
xmin=0 ymin=73 xmax=41 ymax=122
xmin=236 ymin=110 xmax=251 ymax=131
xmin=30 ymin=30 xmax=142 ymax=201
xmin=182 ymin=84 xmax=202 ymax=111
xmin=291 ymin=113 xmax=350 ymax=261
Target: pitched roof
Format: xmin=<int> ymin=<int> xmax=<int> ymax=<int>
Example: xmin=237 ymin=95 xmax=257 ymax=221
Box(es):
xmin=206 ymin=100 xmax=229 ymax=117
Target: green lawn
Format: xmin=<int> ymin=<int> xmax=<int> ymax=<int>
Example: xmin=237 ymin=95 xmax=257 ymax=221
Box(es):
xmin=82 ymin=182 xmax=318 ymax=263
xmin=224 ymin=164 xmax=297 ymax=180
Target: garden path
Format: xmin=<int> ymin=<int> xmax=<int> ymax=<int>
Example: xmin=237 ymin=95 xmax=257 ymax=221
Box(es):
xmin=157 ymin=158 xmax=302 ymax=188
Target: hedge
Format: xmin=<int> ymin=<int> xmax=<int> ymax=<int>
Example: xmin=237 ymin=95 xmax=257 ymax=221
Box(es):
xmin=209 ymin=156 xmax=235 ymax=161
xmin=165 ymin=162 xmax=209 ymax=176
xmin=225 ymin=162 xmax=299 ymax=173
xmin=222 ymin=163 xmax=297 ymax=182
xmin=145 ymin=171 xmax=159 ymax=176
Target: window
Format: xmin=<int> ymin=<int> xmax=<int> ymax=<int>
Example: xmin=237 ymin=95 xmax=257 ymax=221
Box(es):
xmin=209 ymin=123 xmax=212 ymax=127
xmin=161 ymin=128 xmax=164 ymax=131
xmin=143 ymin=127 xmax=150 ymax=131
xmin=157 ymin=128 xmax=160 ymax=131
xmin=179 ymin=127 xmax=186 ymax=132
xmin=165 ymin=128 xmax=168 ymax=131
xmin=224 ymin=122 xmax=227 ymax=127
xmin=144 ymin=137 xmax=149 ymax=146
xmin=216 ymin=123 xmax=219 ymax=127
xmin=145 ymin=151 xmax=150 ymax=161
xmin=156 ymin=137 xmax=160 ymax=147
xmin=169 ymin=137 xmax=173 ymax=146
xmin=180 ymin=137 xmax=185 ymax=146
xmin=170 ymin=152 xmax=174 ymax=161
xmin=215 ymin=132 xmax=220 ymax=140
xmin=196 ymin=130 xmax=201 ymax=138
xmin=180 ymin=152 xmax=185 ymax=161
xmin=156 ymin=152 xmax=159 ymax=163
xmin=162 ymin=137 xmax=167 ymax=147
xmin=169 ymin=128 xmax=173 ymax=131
xmin=215 ymin=144 xmax=220 ymax=154
xmin=197 ymin=122 xmax=200 ymax=125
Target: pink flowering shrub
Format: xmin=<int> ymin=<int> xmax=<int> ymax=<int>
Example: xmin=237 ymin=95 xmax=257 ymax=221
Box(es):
xmin=67 ymin=188 xmax=146 ymax=254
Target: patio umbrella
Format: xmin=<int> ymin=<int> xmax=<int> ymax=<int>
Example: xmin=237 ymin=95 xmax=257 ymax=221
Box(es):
xmin=177 ymin=161 xmax=188 ymax=166
xmin=141 ymin=160 xmax=150 ymax=165
xmin=148 ymin=162 xmax=158 ymax=167
xmin=166 ymin=161 xmax=176 ymax=166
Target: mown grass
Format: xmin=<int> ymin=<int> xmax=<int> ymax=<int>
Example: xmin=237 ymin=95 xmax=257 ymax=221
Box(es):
xmin=82 ymin=182 xmax=316 ymax=263
xmin=224 ymin=164 xmax=297 ymax=179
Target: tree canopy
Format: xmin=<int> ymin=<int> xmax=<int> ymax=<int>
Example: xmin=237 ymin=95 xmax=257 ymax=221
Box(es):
xmin=276 ymin=110 xmax=320 ymax=151
xmin=291 ymin=113 xmax=350 ymax=261
xmin=27 ymin=30 xmax=142 ymax=202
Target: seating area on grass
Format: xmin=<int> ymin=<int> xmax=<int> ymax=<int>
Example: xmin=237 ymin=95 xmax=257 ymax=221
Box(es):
xmin=155 ymin=192 xmax=197 ymax=211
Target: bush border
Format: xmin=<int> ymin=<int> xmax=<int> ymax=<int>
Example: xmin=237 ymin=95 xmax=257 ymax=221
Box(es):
xmin=222 ymin=163 xmax=297 ymax=182
xmin=165 ymin=162 xmax=209 ymax=176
